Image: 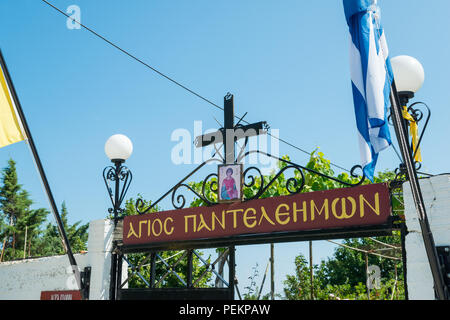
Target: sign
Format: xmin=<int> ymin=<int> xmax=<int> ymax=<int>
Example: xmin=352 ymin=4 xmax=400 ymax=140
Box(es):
xmin=123 ymin=183 xmax=392 ymax=247
xmin=40 ymin=290 xmax=82 ymax=300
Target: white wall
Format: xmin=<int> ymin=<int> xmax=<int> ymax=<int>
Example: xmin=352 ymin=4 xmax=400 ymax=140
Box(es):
xmin=0 ymin=219 xmax=126 ymax=300
xmin=0 ymin=252 xmax=89 ymax=300
xmin=403 ymin=174 xmax=450 ymax=300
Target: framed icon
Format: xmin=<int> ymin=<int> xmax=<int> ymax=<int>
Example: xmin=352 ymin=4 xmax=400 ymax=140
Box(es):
xmin=217 ymin=163 xmax=243 ymax=203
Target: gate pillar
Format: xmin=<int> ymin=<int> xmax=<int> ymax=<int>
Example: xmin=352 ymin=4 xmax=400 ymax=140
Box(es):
xmin=87 ymin=219 xmax=127 ymax=300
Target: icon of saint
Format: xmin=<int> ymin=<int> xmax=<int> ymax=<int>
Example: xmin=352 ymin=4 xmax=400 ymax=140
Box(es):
xmin=220 ymin=167 xmax=238 ymax=200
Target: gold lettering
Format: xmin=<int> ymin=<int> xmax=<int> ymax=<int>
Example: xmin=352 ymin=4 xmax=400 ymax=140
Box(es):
xmin=184 ymin=215 xmax=197 ymax=233
xmin=360 ymin=192 xmax=380 ymax=217
xmin=227 ymin=209 xmax=243 ymax=228
xmin=139 ymin=220 xmax=147 ymax=238
xmin=331 ymin=197 xmax=357 ymax=219
xmin=293 ymin=201 xmax=307 ymax=222
xmin=311 ymin=199 xmax=329 ymax=221
xmin=152 ymin=218 xmax=163 ymax=237
xmin=212 ymin=211 xmax=226 ymax=230
xmin=164 ymin=217 xmax=174 ymax=235
xmin=243 ymin=208 xmax=257 ymax=228
xmin=127 ymin=222 xmax=139 ymax=239
xmin=275 ymin=203 xmax=290 ymax=225
xmin=258 ymin=206 xmax=276 ymax=226
xmin=197 ymin=214 xmax=212 ymax=232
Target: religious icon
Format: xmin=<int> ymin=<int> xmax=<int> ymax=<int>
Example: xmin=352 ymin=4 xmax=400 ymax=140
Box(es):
xmin=218 ymin=164 xmax=243 ymax=203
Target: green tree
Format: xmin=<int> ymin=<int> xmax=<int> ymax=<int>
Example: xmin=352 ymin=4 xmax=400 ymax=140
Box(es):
xmin=283 ymin=253 xmax=322 ymax=300
xmin=284 ymin=246 xmax=405 ymax=300
xmin=0 ymin=159 xmax=48 ymax=261
xmin=316 ymin=236 xmax=402 ymax=288
xmin=279 ymin=151 xmax=405 ymax=300
xmin=35 ymin=201 xmax=89 ymax=256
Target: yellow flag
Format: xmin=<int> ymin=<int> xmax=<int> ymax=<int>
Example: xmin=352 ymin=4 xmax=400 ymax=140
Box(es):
xmin=0 ymin=64 xmax=25 ymax=148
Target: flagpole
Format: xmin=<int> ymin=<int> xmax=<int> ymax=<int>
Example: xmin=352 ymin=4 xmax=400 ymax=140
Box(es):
xmin=0 ymin=50 xmax=82 ymax=291
xmin=389 ymin=79 xmax=448 ymax=300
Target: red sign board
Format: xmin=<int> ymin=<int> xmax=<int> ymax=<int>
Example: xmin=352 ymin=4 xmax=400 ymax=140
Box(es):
xmin=40 ymin=290 xmax=82 ymax=300
xmin=123 ymin=183 xmax=392 ymax=246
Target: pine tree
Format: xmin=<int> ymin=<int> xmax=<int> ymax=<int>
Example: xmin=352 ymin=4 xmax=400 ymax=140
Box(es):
xmin=0 ymin=159 xmax=48 ymax=261
xmin=36 ymin=201 xmax=89 ymax=256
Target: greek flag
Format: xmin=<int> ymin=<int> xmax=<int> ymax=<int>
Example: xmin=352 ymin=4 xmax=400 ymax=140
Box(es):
xmin=343 ymin=0 xmax=393 ymax=182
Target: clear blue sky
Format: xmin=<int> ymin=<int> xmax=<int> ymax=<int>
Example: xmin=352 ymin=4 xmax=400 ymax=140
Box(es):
xmin=1 ymin=0 xmax=450 ymax=298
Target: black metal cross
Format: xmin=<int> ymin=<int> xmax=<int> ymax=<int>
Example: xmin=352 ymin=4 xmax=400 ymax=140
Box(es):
xmin=194 ymin=93 xmax=268 ymax=164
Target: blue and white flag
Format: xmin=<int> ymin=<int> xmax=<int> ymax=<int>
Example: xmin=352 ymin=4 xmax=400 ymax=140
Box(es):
xmin=343 ymin=0 xmax=393 ymax=182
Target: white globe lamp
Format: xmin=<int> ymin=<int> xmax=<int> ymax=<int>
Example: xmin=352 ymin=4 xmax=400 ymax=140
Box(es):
xmin=104 ymin=134 xmax=133 ymax=163
xmin=391 ymin=55 xmax=425 ymax=105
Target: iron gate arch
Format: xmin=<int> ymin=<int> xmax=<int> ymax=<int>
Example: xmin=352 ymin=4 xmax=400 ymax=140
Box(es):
xmin=107 ymin=150 xmax=403 ymax=300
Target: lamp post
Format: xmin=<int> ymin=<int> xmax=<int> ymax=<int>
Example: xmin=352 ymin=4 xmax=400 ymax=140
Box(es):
xmin=103 ymin=134 xmax=133 ymax=300
xmin=104 ymin=134 xmax=133 ymax=223
xmin=391 ymin=56 xmax=426 ymax=143
xmin=389 ymin=56 xmax=448 ymax=300
xmin=391 ymin=55 xmax=425 ymax=106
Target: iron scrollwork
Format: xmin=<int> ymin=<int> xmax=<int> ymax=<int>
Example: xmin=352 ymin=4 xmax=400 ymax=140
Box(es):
xmin=242 ymin=163 xmax=305 ymax=201
xmin=136 ymin=150 xmax=366 ymax=213
xmin=388 ymin=101 xmax=431 ymax=181
xmin=103 ymin=162 xmax=133 ymax=219
xmin=136 ymin=158 xmax=222 ymax=215
xmin=240 ymin=150 xmax=365 ymax=201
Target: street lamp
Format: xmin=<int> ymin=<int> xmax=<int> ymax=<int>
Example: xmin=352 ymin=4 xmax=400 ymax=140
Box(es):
xmin=391 ymin=55 xmax=425 ymax=106
xmin=103 ymin=134 xmax=133 ymax=224
xmin=390 ymin=56 xmax=448 ymax=300
xmin=103 ymin=134 xmax=133 ymax=300
xmin=390 ymin=55 xmax=429 ymax=162
xmin=105 ymin=134 xmax=133 ymax=164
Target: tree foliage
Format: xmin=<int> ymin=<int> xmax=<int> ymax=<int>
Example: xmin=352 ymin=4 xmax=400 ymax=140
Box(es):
xmin=284 ymin=250 xmax=404 ymax=300
xmin=278 ymin=151 xmax=405 ymax=300
xmin=35 ymin=201 xmax=89 ymax=256
xmin=0 ymin=159 xmax=48 ymax=261
xmin=0 ymin=159 xmax=89 ymax=261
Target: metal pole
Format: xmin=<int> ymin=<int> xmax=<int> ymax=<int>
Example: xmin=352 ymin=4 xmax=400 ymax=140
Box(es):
xmin=0 ymin=50 xmax=82 ymax=289
xmin=115 ymin=253 xmax=123 ymax=299
xmin=187 ymin=249 xmax=193 ymax=288
xmin=109 ymin=242 xmax=117 ymax=300
xmin=23 ymin=225 xmax=27 ymax=259
xmin=109 ymin=160 xmax=122 ymax=300
xmin=389 ymin=80 xmax=447 ymax=300
xmin=224 ymin=94 xmax=235 ymax=164
xmin=309 ymin=241 xmax=314 ymax=300
xmin=400 ymin=222 xmax=409 ymax=300
xmin=270 ymin=243 xmax=274 ymax=300
xmin=257 ymin=261 xmax=270 ymax=300
xmin=150 ymin=252 xmax=156 ymax=288
xmin=235 ymin=278 xmax=243 ymax=300
xmin=229 ymin=246 xmax=236 ymax=300
xmin=365 ymin=252 xmax=370 ymax=300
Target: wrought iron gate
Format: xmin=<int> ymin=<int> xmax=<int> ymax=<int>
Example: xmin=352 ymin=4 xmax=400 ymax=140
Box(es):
xmin=106 ymin=148 xmax=403 ymax=300
xmin=114 ymin=247 xmax=235 ymax=300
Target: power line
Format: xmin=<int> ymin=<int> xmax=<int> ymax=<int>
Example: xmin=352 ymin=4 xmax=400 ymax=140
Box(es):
xmin=40 ymin=0 xmax=353 ymax=173
xmin=391 ymin=144 xmax=403 ymax=163
xmin=40 ymin=0 xmax=223 ymax=112
xmin=368 ymin=237 xmax=401 ymax=250
xmin=327 ymin=240 xmax=401 ymax=261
